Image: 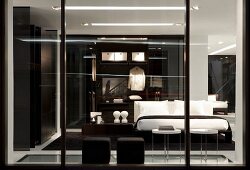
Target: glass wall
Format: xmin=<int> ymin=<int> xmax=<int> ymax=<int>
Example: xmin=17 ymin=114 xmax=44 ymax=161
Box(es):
xmin=65 ymin=0 xmax=186 ymax=165
xmin=190 ymin=0 xmax=243 ymax=165
xmin=7 ymin=0 xmax=61 ymax=164
xmin=4 ymin=0 xmax=245 ymax=167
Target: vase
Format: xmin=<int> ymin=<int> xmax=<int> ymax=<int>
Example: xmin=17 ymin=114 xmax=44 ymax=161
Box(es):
xmin=120 ymin=111 xmax=128 ymax=123
xmin=113 ymin=111 xmax=121 ymax=123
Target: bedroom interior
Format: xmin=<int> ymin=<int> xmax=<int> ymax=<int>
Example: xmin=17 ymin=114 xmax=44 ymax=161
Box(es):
xmin=6 ymin=0 xmax=243 ymax=166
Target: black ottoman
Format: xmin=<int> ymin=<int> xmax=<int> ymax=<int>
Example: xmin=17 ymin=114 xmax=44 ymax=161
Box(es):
xmin=117 ymin=137 xmax=145 ymax=164
xmin=82 ymin=137 xmax=111 ymax=164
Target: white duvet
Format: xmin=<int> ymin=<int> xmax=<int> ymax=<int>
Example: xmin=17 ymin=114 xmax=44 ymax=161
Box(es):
xmin=136 ymin=116 xmax=229 ymax=131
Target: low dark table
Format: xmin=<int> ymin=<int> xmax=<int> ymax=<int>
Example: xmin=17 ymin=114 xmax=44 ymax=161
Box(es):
xmin=82 ymin=123 xmax=134 ymax=136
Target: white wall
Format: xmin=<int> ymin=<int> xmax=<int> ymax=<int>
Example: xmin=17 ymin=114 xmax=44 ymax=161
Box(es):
xmin=235 ymin=0 xmax=243 ymax=164
xmin=190 ymin=35 xmax=208 ymax=100
xmin=5 ymin=0 xmax=14 ymax=164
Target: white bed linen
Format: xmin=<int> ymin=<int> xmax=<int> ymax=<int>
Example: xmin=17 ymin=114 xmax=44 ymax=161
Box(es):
xmin=136 ymin=116 xmax=229 ymax=131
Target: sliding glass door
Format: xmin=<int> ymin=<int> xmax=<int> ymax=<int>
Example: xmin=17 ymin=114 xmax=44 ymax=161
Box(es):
xmin=189 ymin=0 xmax=244 ymax=165
xmin=64 ymin=0 xmax=186 ymax=165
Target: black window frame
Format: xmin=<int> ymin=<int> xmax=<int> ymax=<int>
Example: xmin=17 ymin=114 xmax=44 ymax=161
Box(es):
xmin=0 ymin=0 xmax=249 ymax=169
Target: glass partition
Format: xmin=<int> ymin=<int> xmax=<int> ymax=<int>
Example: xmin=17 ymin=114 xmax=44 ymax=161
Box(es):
xmin=190 ymin=0 xmax=243 ymax=165
xmin=4 ymin=0 xmax=246 ymax=167
xmin=65 ymin=0 xmax=186 ymax=165
xmin=7 ymin=0 xmax=61 ymax=165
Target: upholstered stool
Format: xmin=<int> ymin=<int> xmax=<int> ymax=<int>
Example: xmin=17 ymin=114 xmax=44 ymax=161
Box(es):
xmin=117 ymin=137 xmax=145 ymax=164
xmin=82 ymin=137 xmax=111 ymax=164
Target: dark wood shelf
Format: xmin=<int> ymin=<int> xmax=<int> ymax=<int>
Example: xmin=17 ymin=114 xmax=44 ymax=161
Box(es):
xmin=129 ymin=61 xmax=148 ymax=65
xmin=99 ymin=102 xmax=129 ymax=105
xmin=99 ymin=61 xmax=128 ymax=65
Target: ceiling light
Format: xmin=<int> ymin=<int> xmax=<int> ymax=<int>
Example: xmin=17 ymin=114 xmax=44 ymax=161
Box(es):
xmin=81 ymin=23 xmax=89 ymax=26
xmin=89 ymin=47 xmax=93 ymax=50
xmin=83 ymin=55 xmax=96 ymax=59
xmin=52 ymin=6 xmax=186 ymax=11
xmin=225 ymin=56 xmax=228 ymax=59
xmin=91 ymin=23 xmax=174 ymax=26
xmin=52 ymin=6 xmax=60 ymax=10
xmin=97 ymin=37 xmax=148 ymax=41
xmin=191 ymin=5 xmax=199 ymax=11
xmin=208 ymin=47 xmax=211 ymax=49
xmin=218 ymin=41 xmax=224 ymax=44
xmin=209 ymin=44 xmax=236 ymax=55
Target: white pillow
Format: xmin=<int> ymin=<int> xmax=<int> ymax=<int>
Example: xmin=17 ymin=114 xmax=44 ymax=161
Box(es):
xmin=203 ymin=101 xmax=214 ymax=116
xmin=173 ymin=100 xmax=213 ymax=116
xmin=138 ymin=100 xmax=169 ymax=116
xmin=173 ymin=100 xmax=184 ymax=115
xmin=208 ymin=94 xmax=217 ymax=101
xmin=190 ymin=100 xmax=206 ymax=115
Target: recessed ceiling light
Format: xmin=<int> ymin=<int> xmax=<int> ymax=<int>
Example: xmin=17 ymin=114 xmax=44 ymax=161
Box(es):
xmin=89 ymin=47 xmax=93 ymax=50
xmin=52 ymin=6 xmax=60 ymax=10
xmin=52 ymin=6 xmax=186 ymax=11
xmin=97 ymin=37 xmax=148 ymax=41
xmin=81 ymin=23 xmax=89 ymax=26
xmin=218 ymin=41 xmax=224 ymax=44
xmin=91 ymin=23 xmax=174 ymax=26
xmin=191 ymin=5 xmax=199 ymax=11
xmin=209 ymin=44 xmax=236 ymax=55
xmin=225 ymin=56 xmax=228 ymax=59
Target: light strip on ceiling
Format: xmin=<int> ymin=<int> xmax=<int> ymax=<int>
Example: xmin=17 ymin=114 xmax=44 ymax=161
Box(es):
xmin=91 ymin=23 xmax=174 ymax=26
xmin=52 ymin=6 xmax=185 ymax=11
xmin=96 ymin=37 xmax=148 ymax=40
xmin=209 ymin=44 xmax=236 ymax=55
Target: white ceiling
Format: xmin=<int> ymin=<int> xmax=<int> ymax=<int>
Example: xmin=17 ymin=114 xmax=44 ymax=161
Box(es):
xmin=13 ymin=0 xmax=237 ymax=55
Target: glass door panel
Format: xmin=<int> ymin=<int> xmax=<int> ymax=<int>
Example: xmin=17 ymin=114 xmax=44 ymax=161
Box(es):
xmin=190 ymin=0 xmax=243 ymax=165
xmin=8 ymin=0 xmax=61 ymax=165
xmin=65 ymin=0 xmax=186 ymax=165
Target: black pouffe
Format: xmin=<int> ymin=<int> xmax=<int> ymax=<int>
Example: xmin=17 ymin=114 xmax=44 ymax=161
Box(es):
xmin=82 ymin=137 xmax=111 ymax=164
xmin=117 ymin=137 xmax=145 ymax=164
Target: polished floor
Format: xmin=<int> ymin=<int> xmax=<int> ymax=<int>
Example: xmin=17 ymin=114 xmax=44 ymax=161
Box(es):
xmin=16 ymin=153 xmax=232 ymax=165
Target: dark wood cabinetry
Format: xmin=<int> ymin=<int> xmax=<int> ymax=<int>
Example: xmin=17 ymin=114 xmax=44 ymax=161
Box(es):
xmin=95 ymin=43 xmax=149 ymax=123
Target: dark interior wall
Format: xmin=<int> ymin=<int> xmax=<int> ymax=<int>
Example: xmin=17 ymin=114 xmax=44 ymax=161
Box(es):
xmin=13 ymin=7 xmax=31 ymax=150
xmin=166 ymin=39 xmax=184 ymax=100
xmin=66 ymin=44 xmax=88 ymax=127
xmin=13 ymin=7 xmax=57 ymax=149
xmin=30 ymin=25 xmax=41 ymax=147
xmin=40 ymin=30 xmax=57 ymax=144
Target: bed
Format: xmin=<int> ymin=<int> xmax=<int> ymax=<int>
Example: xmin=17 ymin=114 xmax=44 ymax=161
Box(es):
xmin=133 ymin=100 xmax=232 ymax=143
xmin=208 ymin=94 xmax=228 ymax=115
